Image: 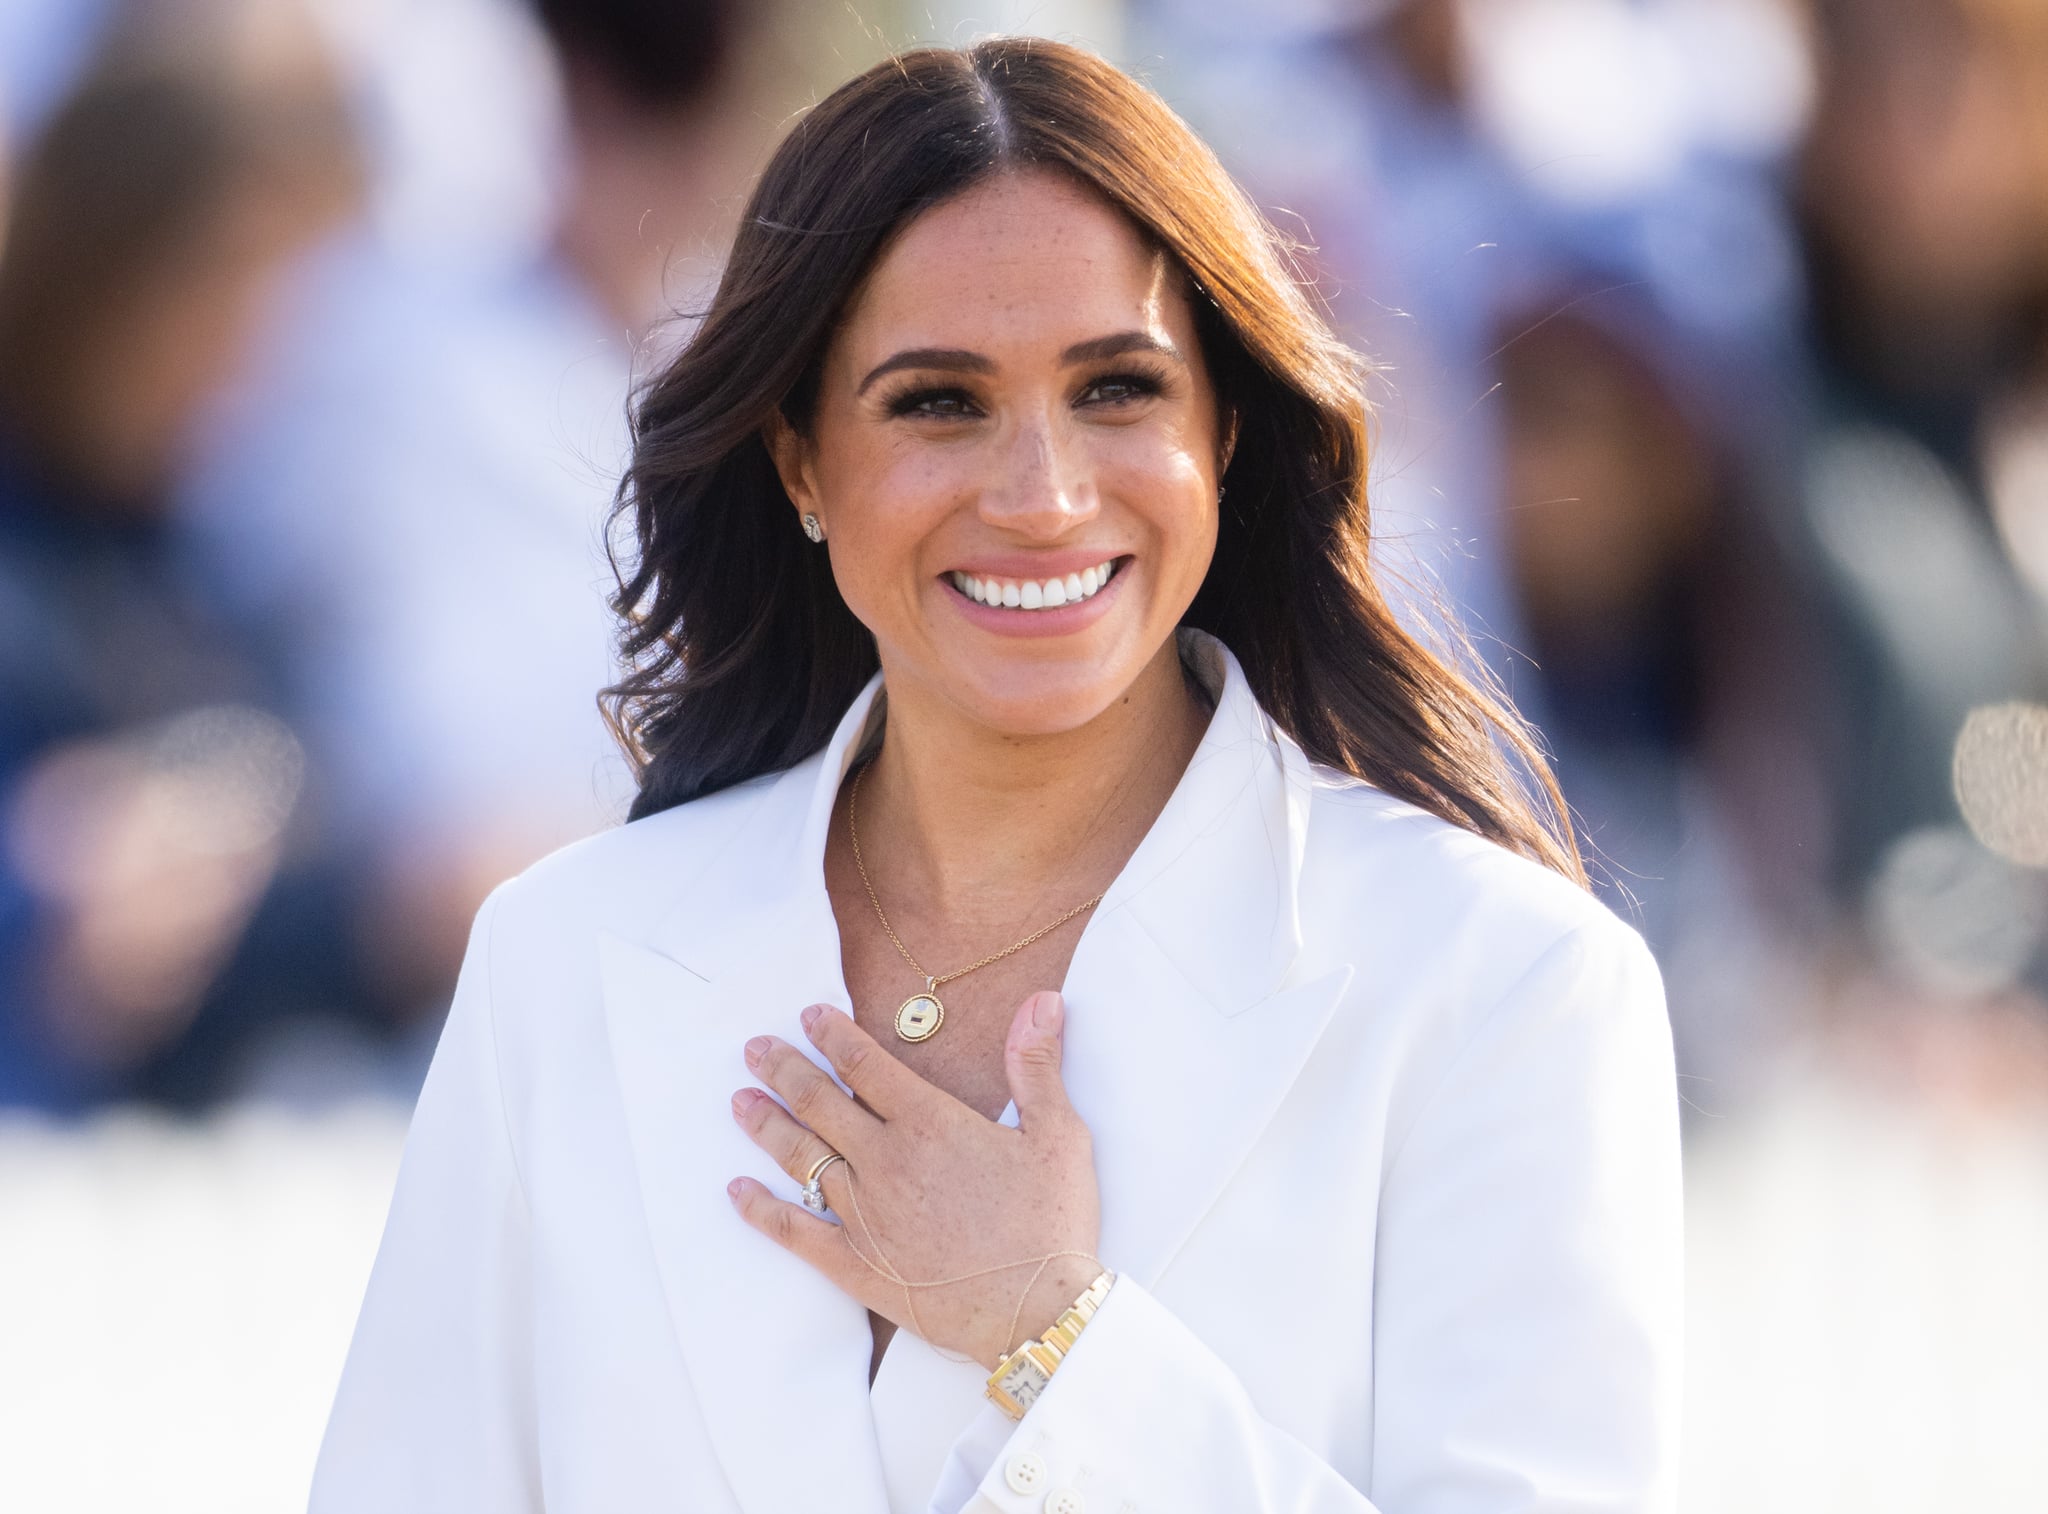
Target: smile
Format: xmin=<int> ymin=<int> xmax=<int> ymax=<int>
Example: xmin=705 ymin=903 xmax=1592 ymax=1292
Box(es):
xmin=947 ymin=559 xmax=1121 ymax=610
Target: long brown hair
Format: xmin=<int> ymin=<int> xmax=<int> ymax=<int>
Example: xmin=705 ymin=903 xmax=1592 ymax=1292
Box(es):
xmin=605 ymin=38 xmax=1583 ymax=883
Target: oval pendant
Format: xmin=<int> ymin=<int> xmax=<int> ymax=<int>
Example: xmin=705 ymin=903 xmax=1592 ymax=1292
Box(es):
xmin=895 ymin=992 xmax=944 ymax=1042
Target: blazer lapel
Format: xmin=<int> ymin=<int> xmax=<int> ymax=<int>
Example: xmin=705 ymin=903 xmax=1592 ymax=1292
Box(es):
xmin=1061 ymin=629 xmax=1355 ymax=1292
xmin=600 ymin=928 xmax=892 ymax=1514
xmin=1064 ymin=922 xmax=1355 ymax=1293
xmin=599 ymin=677 xmax=895 ymax=1514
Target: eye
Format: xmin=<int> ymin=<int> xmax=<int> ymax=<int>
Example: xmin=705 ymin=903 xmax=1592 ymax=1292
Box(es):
xmin=1078 ymin=366 xmax=1169 ymax=407
xmin=884 ymin=384 xmax=982 ymax=419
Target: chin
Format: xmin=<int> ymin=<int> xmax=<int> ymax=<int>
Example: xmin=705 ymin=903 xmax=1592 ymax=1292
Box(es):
xmin=930 ymin=624 xmax=1184 ymax=739
xmin=946 ymin=659 xmax=1140 ymax=737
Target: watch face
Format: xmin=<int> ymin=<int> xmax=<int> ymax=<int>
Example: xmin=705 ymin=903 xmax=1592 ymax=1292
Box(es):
xmin=997 ymin=1357 xmax=1048 ymax=1410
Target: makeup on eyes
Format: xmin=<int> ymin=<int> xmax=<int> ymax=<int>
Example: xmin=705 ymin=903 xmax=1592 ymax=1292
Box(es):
xmin=878 ymin=363 xmax=1175 ymax=419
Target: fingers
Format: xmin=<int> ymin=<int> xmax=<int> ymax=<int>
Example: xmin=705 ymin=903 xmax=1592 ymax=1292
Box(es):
xmin=797 ymin=1003 xmax=930 ymax=1121
xmin=743 ymin=1031 xmax=881 ymax=1151
xmin=726 ymin=1174 xmax=856 ymax=1273
xmin=1003 ymin=991 xmax=1077 ymax=1134
xmin=730 ymin=1083 xmax=856 ymax=1208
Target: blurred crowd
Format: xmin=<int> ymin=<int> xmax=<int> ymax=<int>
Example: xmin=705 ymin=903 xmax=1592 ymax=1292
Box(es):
xmin=2 ymin=0 xmax=2045 ymax=1121
xmin=1142 ymin=0 xmax=2048 ymax=1117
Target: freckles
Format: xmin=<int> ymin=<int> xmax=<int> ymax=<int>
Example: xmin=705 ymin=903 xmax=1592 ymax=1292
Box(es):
xmin=888 ymin=445 xmax=970 ymax=492
xmin=1097 ymin=435 xmax=1211 ymax=500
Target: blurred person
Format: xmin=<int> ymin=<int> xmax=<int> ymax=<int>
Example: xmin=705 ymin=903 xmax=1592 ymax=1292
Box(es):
xmin=1133 ymin=0 xmax=1538 ymax=681
xmin=1142 ymin=0 xmax=1834 ymax=1111
xmin=0 ymin=0 xmax=363 ymax=1109
xmin=1488 ymin=265 xmax=1835 ymax=1108
xmin=1134 ymin=0 xmax=1809 ymax=757
xmin=1793 ymin=0 xmax=2048 ymax=994
xmin=1801 ymin=0 xmax=2048 ymax=459
xmin=0 ymin=0 xmax=118 ymax=146
xmin=183 ymin=0 xmax=755 ymax=1043
xmin=312 ymin=39 xmax=1681 ymax=1510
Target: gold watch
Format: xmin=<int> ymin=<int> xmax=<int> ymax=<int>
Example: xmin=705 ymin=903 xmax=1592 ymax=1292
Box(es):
xmin=985 ymin=1270 xmax=1116 ymax=1419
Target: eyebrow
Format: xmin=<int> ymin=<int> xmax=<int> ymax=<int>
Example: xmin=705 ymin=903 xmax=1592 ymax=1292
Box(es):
xmin=854 ymin=330 xmax=1186 ymax=396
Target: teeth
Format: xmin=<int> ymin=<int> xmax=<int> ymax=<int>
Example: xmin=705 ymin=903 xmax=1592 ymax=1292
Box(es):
xmin=951 ymin=560 xmax=1119 ymax=611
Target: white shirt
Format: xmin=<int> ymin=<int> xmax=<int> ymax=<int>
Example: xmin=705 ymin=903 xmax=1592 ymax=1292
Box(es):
xmin=311 ymin=630 xmax=1684 ymax=1512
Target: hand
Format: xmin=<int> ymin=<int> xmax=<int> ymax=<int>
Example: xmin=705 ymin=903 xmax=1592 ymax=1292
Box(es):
xmin=12 ymin=731 xmax=286 ymax=1065
xmin=728 ymin=989 xmax=1102 ymax=1370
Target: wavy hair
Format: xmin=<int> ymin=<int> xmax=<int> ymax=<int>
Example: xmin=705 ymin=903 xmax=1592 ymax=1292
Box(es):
xmin=604 ymin=38 xmax=1583 ymax=883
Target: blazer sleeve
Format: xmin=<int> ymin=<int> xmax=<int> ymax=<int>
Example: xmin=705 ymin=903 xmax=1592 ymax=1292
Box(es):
xmin=944 ymin=916 xmax=1685 ymax=1514
xmin=309 ymin=882 xmax=542 ymax=1513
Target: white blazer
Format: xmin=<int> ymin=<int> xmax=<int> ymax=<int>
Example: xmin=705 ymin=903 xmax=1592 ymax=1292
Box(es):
xmin=311 ymin=631 xmax=1683 ymax=1514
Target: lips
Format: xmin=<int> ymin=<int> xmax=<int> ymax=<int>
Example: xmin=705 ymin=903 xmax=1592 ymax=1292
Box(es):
xmin=947 ymin=558 xmax=1120 ymax=610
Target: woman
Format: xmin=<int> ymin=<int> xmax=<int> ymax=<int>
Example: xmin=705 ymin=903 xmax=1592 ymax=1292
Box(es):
xmin=312 ymin=39 xmax=1682 ymax=1514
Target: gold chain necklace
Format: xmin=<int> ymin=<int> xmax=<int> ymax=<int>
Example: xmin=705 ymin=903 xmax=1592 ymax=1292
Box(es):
xmin=847 ymin=759 xmax=1105 ymax=1043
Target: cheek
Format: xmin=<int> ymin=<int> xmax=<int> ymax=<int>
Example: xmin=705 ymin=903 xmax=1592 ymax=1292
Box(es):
xmin=817 ymin=442 xmax=964 ymax=610
xmin=1103 ymin=439 xmax=1220 ymax=576
xmin=1172 ymin=497 xmax=1222 ymax=599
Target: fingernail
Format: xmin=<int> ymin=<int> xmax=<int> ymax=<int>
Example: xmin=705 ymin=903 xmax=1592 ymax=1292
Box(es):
xmin=800 ymin=1004 xmax=824 ymax=1032
xmin=744 ymin=1035 xmax=771 ymax=1064
xmin=727 ymin=1178 xmax=745 ymax=1204
xmin=731 ymin=1088 xmax=760 ymax=1117
xmin=1032 ymin=993 xmax=1063 ymax=1033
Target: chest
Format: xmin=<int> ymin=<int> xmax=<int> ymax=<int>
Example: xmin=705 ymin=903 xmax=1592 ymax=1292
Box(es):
xmin=826 ymin=869 xmax=1091 ymax=1128
xmin=837 ymin=932 xmax=1086 ymax=1381
xmin=824 ymin=850 xmax=1098 ymax=1383
xmin=573 ymin=871 xmax=1394 ymax=1511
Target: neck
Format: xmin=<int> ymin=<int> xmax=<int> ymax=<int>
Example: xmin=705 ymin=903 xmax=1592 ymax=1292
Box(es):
xmin=852 ymin=640 xmax=1210 ymax=926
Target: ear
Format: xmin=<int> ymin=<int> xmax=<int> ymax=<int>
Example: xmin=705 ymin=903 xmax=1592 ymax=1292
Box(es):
xmin=1218 ymin=405 xmax=1240 ymax=477
xmin=763 ymin=408 xmax=821 ymax=521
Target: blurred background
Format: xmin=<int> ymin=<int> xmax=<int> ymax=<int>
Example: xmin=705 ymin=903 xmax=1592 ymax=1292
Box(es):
xmin=1 ymin=0 xmax=2045 ymax=1506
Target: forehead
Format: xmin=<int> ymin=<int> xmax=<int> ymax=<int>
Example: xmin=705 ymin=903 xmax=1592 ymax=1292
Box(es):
xmin=834 ymin=169 xmax=1189 ymax=359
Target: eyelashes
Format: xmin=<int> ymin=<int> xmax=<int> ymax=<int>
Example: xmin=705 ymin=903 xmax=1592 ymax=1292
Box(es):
xmin=883 ymin=384 xmax=976 ymax=419
xmin=1082 ymin=366 xmax=1171 ymax=406
xmin=880 ymin=364 xmax=1173 ymax=419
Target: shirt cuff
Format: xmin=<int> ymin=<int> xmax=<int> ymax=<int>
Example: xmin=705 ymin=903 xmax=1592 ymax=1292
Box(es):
xmin=939 ymin=1274 xmax=1175 ymax=1513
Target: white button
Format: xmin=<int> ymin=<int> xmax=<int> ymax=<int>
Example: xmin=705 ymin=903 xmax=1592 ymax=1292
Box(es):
xmin=1044 ymin=1490 xmax=1085 ymax=1514
xmin=1005 ymin=1453 xmax=1048 ymax=1495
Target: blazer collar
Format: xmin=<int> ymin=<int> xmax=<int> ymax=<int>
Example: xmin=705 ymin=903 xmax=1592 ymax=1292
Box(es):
xmin=641 ymin=627 xmax=1316 ymax=1011
xmin=596 ymin=629 xmax=1352 ymax=1514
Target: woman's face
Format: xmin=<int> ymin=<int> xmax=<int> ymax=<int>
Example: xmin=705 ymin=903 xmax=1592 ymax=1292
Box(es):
xmin=769 ymin=168 xmax=1229 ymax=737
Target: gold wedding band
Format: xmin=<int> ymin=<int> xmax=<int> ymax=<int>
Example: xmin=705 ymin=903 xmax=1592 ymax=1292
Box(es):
xmin=801 ymin=1150 xmax=848 ymax=1214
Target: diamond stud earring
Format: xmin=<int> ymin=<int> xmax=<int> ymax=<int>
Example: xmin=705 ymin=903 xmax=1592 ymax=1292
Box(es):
xmin=801 ymin=513 xmax=825 ymax=543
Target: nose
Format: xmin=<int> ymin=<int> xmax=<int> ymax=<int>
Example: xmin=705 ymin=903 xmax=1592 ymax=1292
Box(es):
xmin=977 ymin=406 xmax=1098 ymax=540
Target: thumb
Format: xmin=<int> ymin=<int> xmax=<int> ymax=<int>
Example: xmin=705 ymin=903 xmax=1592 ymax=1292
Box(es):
xmin=1004 ymin=990 xmax=1074 ymax=1129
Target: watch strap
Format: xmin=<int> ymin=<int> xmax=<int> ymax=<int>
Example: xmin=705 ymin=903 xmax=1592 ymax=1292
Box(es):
xmin=985 ymin=1270 xmax=1116 ymax=1419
